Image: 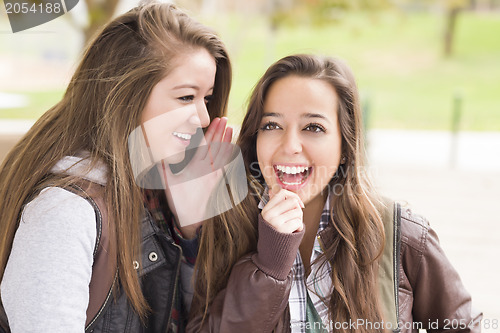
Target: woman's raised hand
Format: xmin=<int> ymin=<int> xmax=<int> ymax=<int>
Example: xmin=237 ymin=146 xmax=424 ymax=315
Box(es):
xmin=261 ymin=188 xmax=304 ymax=234
xmin=162 ymin=117 xmax=234 ymax=239
xmin=194 ymin=116 xmax=233 ymax=170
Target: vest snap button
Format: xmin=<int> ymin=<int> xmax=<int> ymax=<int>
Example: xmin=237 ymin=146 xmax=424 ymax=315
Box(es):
xmin=133 ymin=260 xmax=139 ymax=270
xmin=149 ymin=252 xmax=158 ymax=262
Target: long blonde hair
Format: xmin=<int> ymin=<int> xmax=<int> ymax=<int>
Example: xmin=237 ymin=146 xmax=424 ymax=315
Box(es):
xmin=0 ymin=2 xmax=231 ymax=318
xmin=194 ymin=54 xmax=386 ymax=332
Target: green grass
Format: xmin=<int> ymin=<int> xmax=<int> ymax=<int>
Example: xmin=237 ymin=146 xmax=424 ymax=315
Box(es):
xmin=2 ymin=10 xmax=500 ymax=131
xmin=206 ymin=10 xmax=500 ymax=131
xmin=0 ymin=90 xmax=64 ymax=119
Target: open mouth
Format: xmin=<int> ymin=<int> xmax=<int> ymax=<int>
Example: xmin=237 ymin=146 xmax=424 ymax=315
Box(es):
xmin=274 ymin=164 xmax=312 ymax=187
xmin=172 ymin=131 xmax=194 ymax=146
xmin=172 ymin=131 xmax=192 ymax=141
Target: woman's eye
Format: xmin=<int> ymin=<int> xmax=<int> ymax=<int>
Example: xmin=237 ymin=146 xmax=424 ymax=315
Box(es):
xmin=260 ymin=121 xmax=282 ymax=131
xmin=304 ymin=123 xmax=326 ymax=133
xmin=204 ymin=95 xmax=213 ymax=105
xmin=178 ymin=95 xmax=194 ymax=103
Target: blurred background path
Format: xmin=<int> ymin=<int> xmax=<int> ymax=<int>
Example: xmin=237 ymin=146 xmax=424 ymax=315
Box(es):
xmin=367 ymin=130 xmax=500 ymax=330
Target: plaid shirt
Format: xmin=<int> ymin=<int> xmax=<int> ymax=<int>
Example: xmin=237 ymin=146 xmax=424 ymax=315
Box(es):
xmin=258 ymin=190 xmax=333 ymax=332
xmin=288 ymin=193 xmax=332 ymax=333
xmin=143 ymin=189 xmax=199 ymax=332
xmin=289 ymin=195 xmax=332 ymax=332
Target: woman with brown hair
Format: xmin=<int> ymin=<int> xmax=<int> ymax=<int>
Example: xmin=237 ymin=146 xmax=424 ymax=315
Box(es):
xmin=188 ymin=54 xmax=481 ymax=332
xmin=0 ymin=2 xmax=232 ymax=332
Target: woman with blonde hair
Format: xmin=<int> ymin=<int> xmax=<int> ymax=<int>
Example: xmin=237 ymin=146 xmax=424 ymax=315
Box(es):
xmin=189 ymin=54 xmax=481 ymax=332
xmin=0 ymin=2 xmax=232 ymax=332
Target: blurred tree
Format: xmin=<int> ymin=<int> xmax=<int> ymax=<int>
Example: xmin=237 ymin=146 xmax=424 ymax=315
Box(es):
xmin=471 ymin=0 xmax=500 ymax=10
xmin=255 ymin=0 xmax=393 ymax=64
xmin=81 ymin=0 xmax=121 ymax=44
xmin=269 ymin=0 xmax=392 ymax=28
xmin=443 ymin=0 xmax=468 ymax=57
xmin=396 ymin=0 xmax=468 ymax=57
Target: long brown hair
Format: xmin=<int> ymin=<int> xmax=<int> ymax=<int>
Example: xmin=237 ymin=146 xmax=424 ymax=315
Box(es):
xmin=195 ymin=54 xmax=386 ymax=332
xmin=0 ymin=2 xmax=231 ymax=318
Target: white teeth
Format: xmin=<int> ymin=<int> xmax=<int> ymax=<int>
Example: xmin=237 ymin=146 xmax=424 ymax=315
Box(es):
xmin=275 ymin=165 xmax=309 ymax=175
xmin=282 ymin=180 xmax=302 ymax=185
xmin=173 ymin=132 xmax=191 ymax=140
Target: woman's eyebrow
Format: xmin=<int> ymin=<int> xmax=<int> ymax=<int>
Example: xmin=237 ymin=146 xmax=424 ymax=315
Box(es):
xmin=302 ymin=112 xmax=331 ymax=123
xmin=173 ymin=84 xmax=200 ymax=90
xmin=172 ymin=84 xmax=215 ymax=92
xmin=262 ymin=112 xmax=331 ymax=123
xmin=262 ymin=112 xmax=282 ymax=118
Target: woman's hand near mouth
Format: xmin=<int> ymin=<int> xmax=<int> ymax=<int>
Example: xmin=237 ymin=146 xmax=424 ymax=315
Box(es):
xmin=162 ymin=117 xmax=234 ymax=239
xmin=261 ymin=188 xmax=304 ymax=234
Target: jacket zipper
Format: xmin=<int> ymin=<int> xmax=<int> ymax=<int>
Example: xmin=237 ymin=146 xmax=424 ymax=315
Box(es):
xmin=165 ymin=241 xmax=182 ymax=333
xmin=393 ymin=203 xmax=401 ymax=332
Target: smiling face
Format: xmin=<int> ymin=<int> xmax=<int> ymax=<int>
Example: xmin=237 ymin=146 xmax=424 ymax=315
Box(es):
xmin=256 ymin=75 xmax=342 ymax=205
xmin=140 ymin=48 xmax=216 ymax=164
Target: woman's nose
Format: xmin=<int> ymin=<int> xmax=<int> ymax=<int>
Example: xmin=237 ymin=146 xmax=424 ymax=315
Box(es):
xmin=282 ymin=130 xmax=302 ymax=155
xmin=190 ymin=102 xmax=210 ymax=128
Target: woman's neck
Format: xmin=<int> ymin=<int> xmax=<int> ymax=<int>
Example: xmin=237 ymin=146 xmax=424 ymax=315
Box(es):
xmin=303 ymin=191 xmax=328 ymax=229
xmin=300 ymin=190 xmax=328 ymax=277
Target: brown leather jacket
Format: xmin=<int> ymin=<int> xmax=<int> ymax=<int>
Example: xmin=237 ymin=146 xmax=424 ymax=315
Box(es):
xmin=187 ymin=202 xmax=482 ymax=333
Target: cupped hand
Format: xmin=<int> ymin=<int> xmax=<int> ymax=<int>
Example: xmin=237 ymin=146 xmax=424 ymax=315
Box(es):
xmin=162 ymin=117 xmax=234 ymax=239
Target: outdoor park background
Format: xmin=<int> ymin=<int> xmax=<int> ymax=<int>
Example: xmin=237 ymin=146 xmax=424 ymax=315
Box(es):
xmin=1 ymin=0 xmax=499 ymax=330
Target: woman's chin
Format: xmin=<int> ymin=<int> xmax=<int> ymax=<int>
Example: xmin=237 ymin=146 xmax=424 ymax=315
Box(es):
xmin=151 ymin=146 xmax=186 ymax=165
xmin=163 ymin=153 xmax=185 ymax=165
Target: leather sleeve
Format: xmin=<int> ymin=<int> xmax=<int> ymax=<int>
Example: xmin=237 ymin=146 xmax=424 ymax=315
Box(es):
xmin=399 ymin=209 xmax=483 ymax=333
xmin=187 ymin=214 xmax=304 ymax=332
